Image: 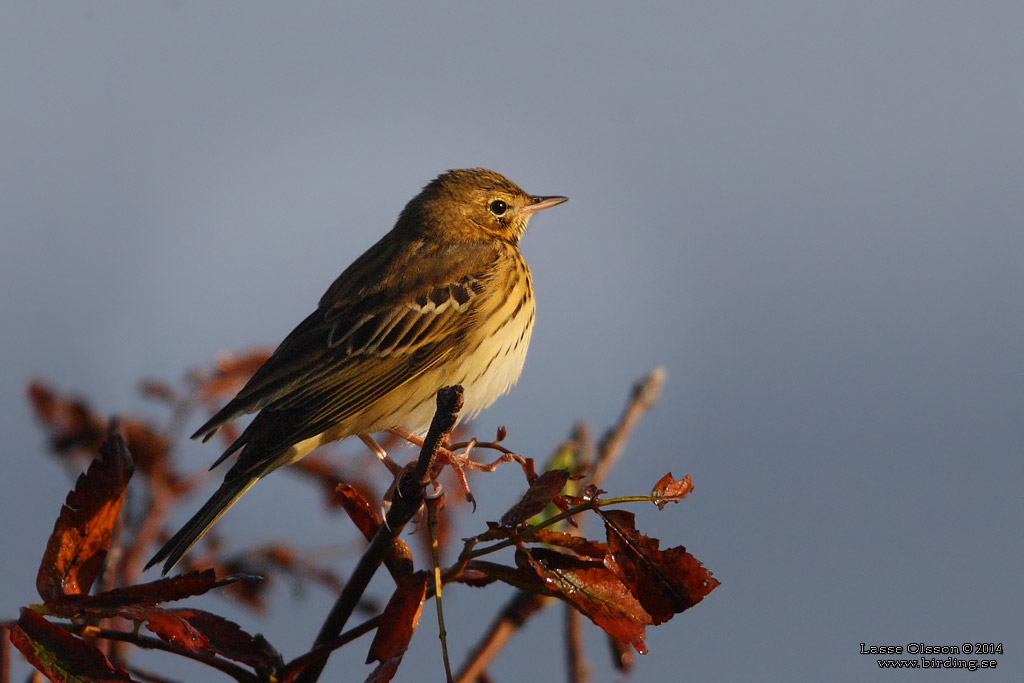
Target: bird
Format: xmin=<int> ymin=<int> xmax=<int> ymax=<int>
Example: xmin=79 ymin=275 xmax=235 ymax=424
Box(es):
xmin=145 ymin=168 xmax=567 ymax=574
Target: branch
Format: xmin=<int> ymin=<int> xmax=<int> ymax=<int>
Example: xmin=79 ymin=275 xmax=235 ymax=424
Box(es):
xmin=453 ymin=591 xmax=551 ymax=683
xmin=565 ymin=603 xmax=589 ymax=683
xmin=291 ymin=386 xmax=463 ymax=683
xmin=278 ymin=615 xmax=380 ymax=682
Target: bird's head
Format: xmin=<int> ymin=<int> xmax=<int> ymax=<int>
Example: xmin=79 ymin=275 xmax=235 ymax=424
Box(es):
xmin=401 ymin=168 xmax=567 ymax=245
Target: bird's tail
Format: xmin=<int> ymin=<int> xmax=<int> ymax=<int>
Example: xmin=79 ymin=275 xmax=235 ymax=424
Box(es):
xmin=144 ymin=474 xmax=258 ymax=575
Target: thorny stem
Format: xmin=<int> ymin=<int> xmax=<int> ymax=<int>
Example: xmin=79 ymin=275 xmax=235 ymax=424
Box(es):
xmin=292 ymin=386 xmax=463 ymax=683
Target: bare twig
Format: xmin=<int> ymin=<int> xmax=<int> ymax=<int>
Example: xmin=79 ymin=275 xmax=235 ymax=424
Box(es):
xmin=591 ymin=367 xmax=665 ymax=486
xmin=571 ymin=422 xmax=594 ymax=475
xmin=278 ymin=615 xmax=381 ymax=682
xmin=565 ymin=604 xmax=589 ymax=683
xmin=453 ymin=592 xmax=552 ymax=683
xmin=606 ymin=632 xmax=635 ymax=672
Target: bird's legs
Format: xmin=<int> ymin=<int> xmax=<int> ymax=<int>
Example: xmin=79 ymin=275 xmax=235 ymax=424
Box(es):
xmin=358 ymin=433 xmax=402 ymax=475
xmin=386 ymin=427 xmax=534 ymax=509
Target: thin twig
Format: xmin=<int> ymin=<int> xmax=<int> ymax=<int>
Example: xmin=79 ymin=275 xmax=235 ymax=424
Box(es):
xmin=292 ymin=386 xmax=463 ymax=683
xmin=564 ymin=603 xmax=589 ymax=683
xmin=606 ymin=632 xmax=635 ymax=673
xmin=278 ymin=615 xmax=381 ymax=682
xmin=453 ymin=591 xmax=552 ymax=683
xmin=571 ymin=422 xmax=594 ymax=475
xmin=591 ymin=367 xmax=665 ymax=487
xmin=426 ymin=497 xmax=454 ymax=683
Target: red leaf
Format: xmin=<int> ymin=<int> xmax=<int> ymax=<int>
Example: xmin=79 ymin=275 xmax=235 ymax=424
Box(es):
xmin=121 ymin=606 xmax=211 ymax=653
xmin=26 ymin=381 xmax=60 ymax=421
xmin=365 ymin=657 xmax=402 ymax=683
xmin=601 ymin=509 xmax=719 ymax=624
xmin=138 ymin=378 xmax=178 ymax=404
xmin=46 ymin=570 xmax=258 ymax=617
xmin=295 ymin=455 xmax=381 ymax=515
xmin=124 ymin=606 xmax=280 ymax=670
xmin=217 ymin=422 xmax=241 ymax=449
xmin=36 ymin=432 xmax=134 ymax=602
xmin=475 ymin=522 xmax=519 ymax=543
xmin=10 ymin=607 xmax=136 ymax=682
xmin=27 ymin=381 xmax=172 ymax=483
xmin=177 ymin=609 xmax=279 ymax=669
xmin=529 ymin=529 xmax=607 ymax=559
xmin=448 ymin=568 xmax=501 ymax=588
xmin=117 ymin=419 xmax=172 ymax=482
xmin=26 ymin=381 xmax=106 ymax=457
xmin=367 ymin=572 xmax=429 ymax=664
xmin=517 ymin=547 xmax=651 ymax=653
xmin=334 ymin=483 xmax=382 ymax=539
xmin=252 ymin=544 xmax=346 ymax=593
xmin=499 ymin=469 xmax=570 ymax=527
xmin=190 ymin=349 xmax=273 ymax=403
xmin=651 ymin=472 xmax=693 ymax=509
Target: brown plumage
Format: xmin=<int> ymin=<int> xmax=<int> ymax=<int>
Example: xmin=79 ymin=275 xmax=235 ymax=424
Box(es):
xmin=146 ymin=168 xmax=566 ymax=574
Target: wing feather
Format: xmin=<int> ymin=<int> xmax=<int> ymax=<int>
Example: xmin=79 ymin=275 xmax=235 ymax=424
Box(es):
xmin=192 ymin=234 xmax=500 ymax=452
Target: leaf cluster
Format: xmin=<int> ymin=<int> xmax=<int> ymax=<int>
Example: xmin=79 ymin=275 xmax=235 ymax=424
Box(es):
xmin=4 ymin=356 xmax=717 ymax=682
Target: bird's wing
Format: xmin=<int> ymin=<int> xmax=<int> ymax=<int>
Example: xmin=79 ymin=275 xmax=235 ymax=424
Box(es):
xmin=191 ymin=234 xmax=501 ymax=449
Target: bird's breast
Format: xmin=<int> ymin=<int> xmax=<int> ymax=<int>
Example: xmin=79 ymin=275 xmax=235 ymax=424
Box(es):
xmin=455 ymin=263 xmax=535 ymax=420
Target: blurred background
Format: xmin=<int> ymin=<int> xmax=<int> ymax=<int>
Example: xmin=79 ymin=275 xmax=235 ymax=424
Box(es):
xmin=2 ymin=3 xmax=1022 ymax=681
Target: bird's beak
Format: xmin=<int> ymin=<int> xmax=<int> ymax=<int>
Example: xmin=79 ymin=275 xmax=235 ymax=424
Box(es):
xmin=522 ymin=195 xmax=569 ymax=214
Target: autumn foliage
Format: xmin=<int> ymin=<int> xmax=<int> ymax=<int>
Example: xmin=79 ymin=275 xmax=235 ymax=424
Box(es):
xmin=3 ymin=353 xmax=718 ymax=682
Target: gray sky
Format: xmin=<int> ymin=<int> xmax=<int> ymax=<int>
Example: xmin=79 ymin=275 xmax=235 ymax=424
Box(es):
xmin=2 ymin=2 xmax=1022 ymax=681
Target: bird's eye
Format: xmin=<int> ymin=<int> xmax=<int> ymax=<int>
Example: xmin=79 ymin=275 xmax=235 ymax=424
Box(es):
xmin=488 ymin=199 xmax=507 ymax=216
